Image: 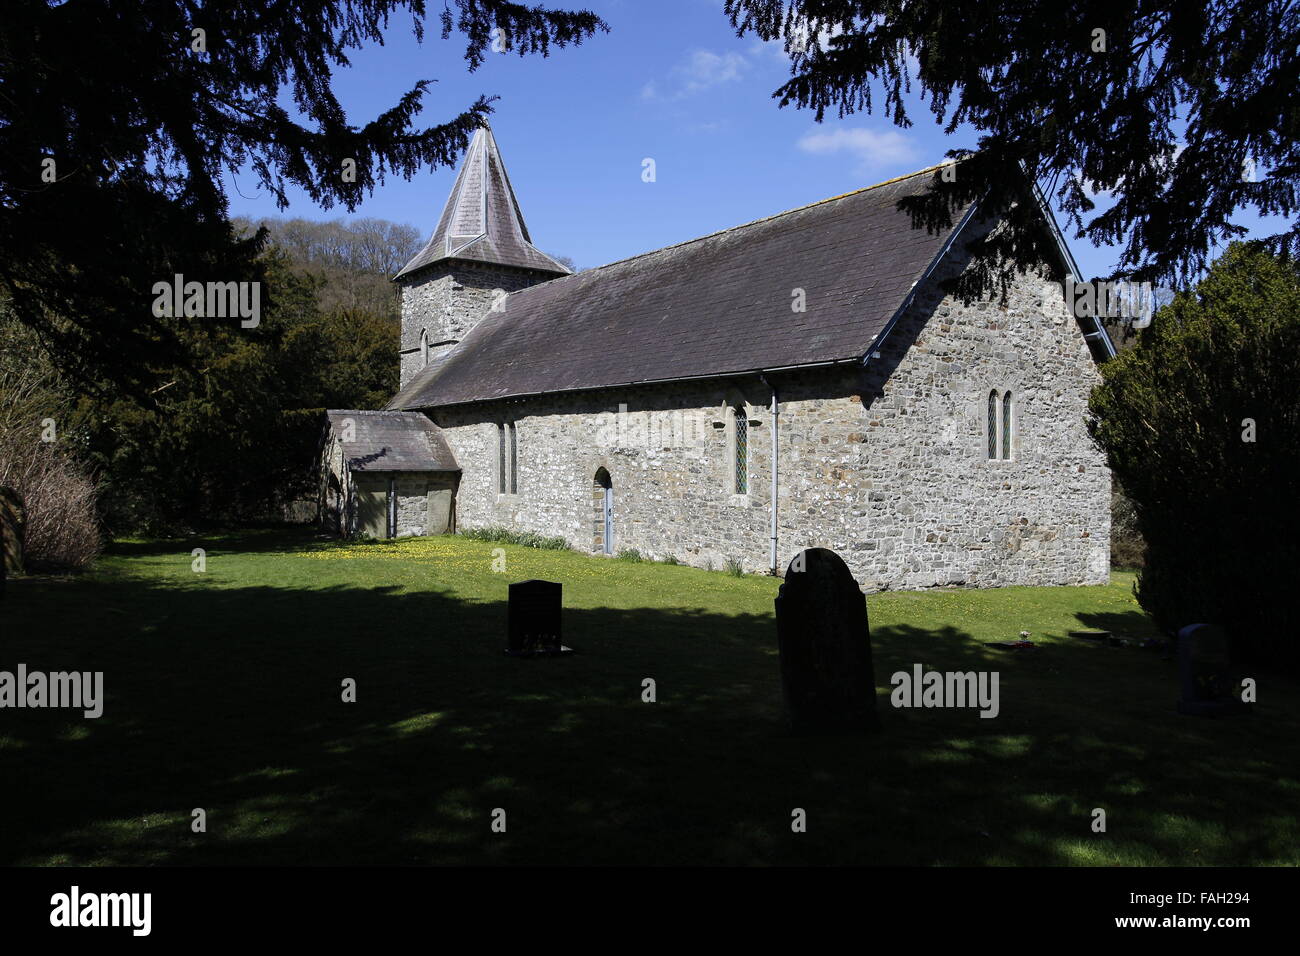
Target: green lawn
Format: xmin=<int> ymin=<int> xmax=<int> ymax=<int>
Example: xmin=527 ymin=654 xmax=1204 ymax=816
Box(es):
xmin=2 ymin=528 xmax=1296 ymax=866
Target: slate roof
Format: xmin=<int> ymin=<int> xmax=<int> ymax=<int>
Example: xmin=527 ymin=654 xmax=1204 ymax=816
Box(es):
xmin=388 ymin=164 xmax=973 ymax=410
xmin=325 ymin=410 xmax=459 ymax=472
xmin=393 ymin=125 xmax=572 ymax=280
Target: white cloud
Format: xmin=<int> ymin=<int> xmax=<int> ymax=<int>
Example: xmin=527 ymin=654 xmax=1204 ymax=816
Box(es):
xmin=797 ymin=127 xmax=918 ymax=171
xmin=642 ymin=49 xmax=748 ymax=102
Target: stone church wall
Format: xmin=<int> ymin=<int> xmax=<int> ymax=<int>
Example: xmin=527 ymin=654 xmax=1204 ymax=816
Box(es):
xmin=399 ymin=263 xmax=554 ymax=386
xmin=318 ymin=429 xmax=454 ymax=538
xmin=422 ymin=253 xmax=1111 ymax=590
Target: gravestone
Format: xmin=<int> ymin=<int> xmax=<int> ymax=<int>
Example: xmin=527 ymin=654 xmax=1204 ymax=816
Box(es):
xmin=775 ymin=548 xmax=879 ymax=733
xmin=506 ymin=580 xmax=573 ymax=657
xmin=1176 ymin=623 xmax=1250 ymax=717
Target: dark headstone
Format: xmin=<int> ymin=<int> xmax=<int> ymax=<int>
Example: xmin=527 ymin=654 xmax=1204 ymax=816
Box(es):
xmin=775 ymin=548 xmax=878 ymax=734
xmin=1176 ymin=623 xmax=1249 ymax=717
xmin=506 ymin=580 xmax=573 ymax=657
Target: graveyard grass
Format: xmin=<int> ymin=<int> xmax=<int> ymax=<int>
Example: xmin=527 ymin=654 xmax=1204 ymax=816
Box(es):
xmin=3 ymin=528 xmax=1297 ymax=866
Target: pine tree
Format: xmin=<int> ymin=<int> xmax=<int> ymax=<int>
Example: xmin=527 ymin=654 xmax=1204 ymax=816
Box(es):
xmin=0 ymin=0 xmax=606 ymax=398
xmin=1088 ymin=243 xmax=1300 ymax=671
xmin=725 ymin=1 xmax=1300 ymax=297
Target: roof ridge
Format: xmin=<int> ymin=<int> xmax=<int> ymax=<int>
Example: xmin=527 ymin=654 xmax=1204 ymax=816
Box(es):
xmin=328 ymin=408 xmax=426 ymax=416
xmin=523 ymin=161 xmax=953 ymax=289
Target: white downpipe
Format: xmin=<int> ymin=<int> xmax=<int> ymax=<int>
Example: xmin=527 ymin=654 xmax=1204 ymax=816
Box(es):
xmin=762 ymin=376 xmax=779 ymax=574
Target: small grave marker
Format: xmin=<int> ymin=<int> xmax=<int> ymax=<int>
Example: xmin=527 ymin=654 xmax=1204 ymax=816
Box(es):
xmin=1176 ymin=623 xmax=1250 ymax=717
xmin=506 ymin=580 xmax=573 ymax=657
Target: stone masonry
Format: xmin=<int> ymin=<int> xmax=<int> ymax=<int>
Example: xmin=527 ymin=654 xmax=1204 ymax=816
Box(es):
xmin=400 ymin=263 xmax=554 ymax=386
xmin=415 ymin=250 xmax=1111 ymax=590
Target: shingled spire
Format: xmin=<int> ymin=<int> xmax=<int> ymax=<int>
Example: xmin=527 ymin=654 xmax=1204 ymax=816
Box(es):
xmin=394 ymin=125 xmax=571 ymax=280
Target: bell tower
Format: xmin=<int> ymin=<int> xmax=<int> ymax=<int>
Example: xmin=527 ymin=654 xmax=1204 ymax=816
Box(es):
xmin=393 ymin=125 xmax=570 ymax=386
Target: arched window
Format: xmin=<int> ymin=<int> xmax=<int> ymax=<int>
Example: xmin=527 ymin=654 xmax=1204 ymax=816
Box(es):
xmin=420 ymin=329 xmax=430 ymax=365
xmin=987 ymin=391 xmax=998 ymax=460
xmin=508 ymin=422 xmax=518 ymax=494
xmin=496 ymin=422 xmax=519 ymax=494
xmin=497 ymin=423 xmax=506 ymax=493
xmin=1002 ymin=391 xmax=1013 ymax=460
xmin=593 ymin=467 xmax=613 ymax=554
xmin=733 ymin=407 xmax=749 ymax=494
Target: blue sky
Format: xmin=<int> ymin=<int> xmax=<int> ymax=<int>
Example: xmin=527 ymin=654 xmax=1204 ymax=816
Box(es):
xmin=222 ymin=0 xmax=1278 ymax=283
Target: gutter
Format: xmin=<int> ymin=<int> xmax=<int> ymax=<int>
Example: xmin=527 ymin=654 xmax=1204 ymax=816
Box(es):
xmin=400 ymin=358 xmax=859 ymax=413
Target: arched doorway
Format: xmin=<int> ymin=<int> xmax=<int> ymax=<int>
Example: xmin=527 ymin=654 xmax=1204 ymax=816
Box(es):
xmin=327 ymin=472 xmax=343 ymax=533
xmin=593 ymin=467 xmax=613 ymax=554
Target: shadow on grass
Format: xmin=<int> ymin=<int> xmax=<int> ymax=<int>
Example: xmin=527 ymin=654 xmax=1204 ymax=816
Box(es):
xmin=105 ymin=528 xmax=339 ymax=560
xmin=1 ymin=562 xmax=1296 ymax=866
xmin=1074 ymin=609 xmax=1169 ymax=641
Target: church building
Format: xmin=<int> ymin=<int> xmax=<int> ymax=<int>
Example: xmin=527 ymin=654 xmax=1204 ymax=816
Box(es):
xmin=321 ymin=125 xmax=1114 ymax=590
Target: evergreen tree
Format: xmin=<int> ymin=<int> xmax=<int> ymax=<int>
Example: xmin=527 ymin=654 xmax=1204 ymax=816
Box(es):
xmin=0 ymin=0 xmax=606 ymax=398
xmin=1089 ymin=243 xmax=1300 ymax=671
xmin=725 ymin=1 xmax=1300 ymax=297
xmin=88 ymin=250 xmax=402 ymax=531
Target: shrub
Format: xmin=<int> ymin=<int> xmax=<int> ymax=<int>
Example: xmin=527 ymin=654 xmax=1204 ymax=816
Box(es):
xmin=0 ymin=446 xmax=101 ymax=571
xmin=1088 ymin=243 xmax=1300 ymax=673
xmin=617 ymin=547 xmax=645 ymax=562
xmin=725 ymin=558 xmax=745 ymax=577
xmin=0 ymin=310 xmax=101 ymax=571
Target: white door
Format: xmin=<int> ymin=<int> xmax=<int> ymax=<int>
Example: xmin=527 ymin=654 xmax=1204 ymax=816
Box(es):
xmin=603 ymin=485 xmax=614 ymax=555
